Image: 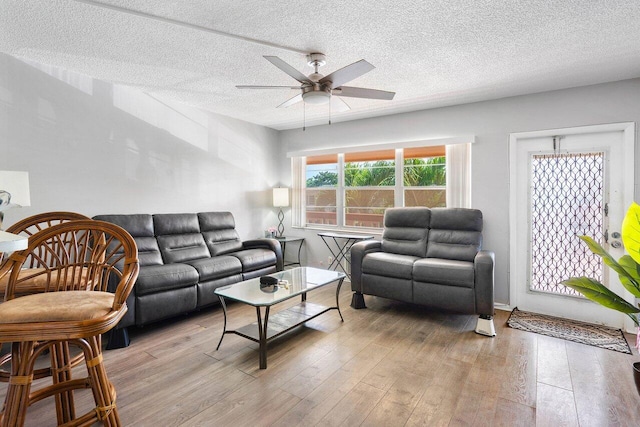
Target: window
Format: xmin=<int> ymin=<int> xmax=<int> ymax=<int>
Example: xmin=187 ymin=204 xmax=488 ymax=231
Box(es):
xmin=305 ymin=154 xmax=337 ymax=226
xmin=344 ymin=150 xmax=395 ymax=227
xmin=403 ymin=146 xmax=446 ymax=208
xmin=299 ymin=143 xmax=465 ymax=229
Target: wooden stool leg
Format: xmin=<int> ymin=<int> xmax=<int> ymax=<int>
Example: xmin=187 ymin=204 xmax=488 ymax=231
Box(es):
xmin=85 ymin=336 xmax=120 ymax=427
xmin=51 ymin=342 xmax=76 ymax=424
xmin=1 ymin=342 xmax=35 ymax=427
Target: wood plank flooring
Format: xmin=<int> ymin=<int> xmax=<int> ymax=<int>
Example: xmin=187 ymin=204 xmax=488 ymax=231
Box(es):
xmin=4 ymin=283 xmax=640 ymax=426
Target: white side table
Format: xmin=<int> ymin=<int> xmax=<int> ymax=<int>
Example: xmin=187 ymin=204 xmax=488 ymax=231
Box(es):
xmin=0 ymin=230 xmax=28 ymax=252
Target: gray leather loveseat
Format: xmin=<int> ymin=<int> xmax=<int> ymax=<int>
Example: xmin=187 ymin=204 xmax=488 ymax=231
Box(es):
xmin=94 ymin=212 xmax=283 ymax=348
xmin=350 ymin=207 xmax=496 ymax=336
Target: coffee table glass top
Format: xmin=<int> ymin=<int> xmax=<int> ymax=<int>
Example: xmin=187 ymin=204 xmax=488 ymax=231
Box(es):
xmin=215 ymin=267 xmax=345 ymax=307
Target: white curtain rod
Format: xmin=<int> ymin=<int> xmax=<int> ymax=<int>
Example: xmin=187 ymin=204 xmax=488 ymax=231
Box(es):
xmin=286 ymin=135 xmax=476 ymax=158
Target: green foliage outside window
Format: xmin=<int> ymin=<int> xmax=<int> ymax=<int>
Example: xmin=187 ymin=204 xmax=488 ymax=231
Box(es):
xmin=403 ymin=157 xmax=446 ymax=186
xmin=306 ymin=170 xmax=338 ymax=188
xmin=345 ymin=161 xmax=396 ymax=187
xmin=305 ymin=157 xmax=446 ymax=188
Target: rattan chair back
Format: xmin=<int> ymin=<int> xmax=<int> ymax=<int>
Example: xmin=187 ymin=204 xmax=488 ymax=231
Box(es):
xmin=2 ymin=219 xmax=139 ymax=307
xmin=0 ymin=211 xmax=89 ymax=266
xmin=0 ymin=220 xmax=139 ymax=427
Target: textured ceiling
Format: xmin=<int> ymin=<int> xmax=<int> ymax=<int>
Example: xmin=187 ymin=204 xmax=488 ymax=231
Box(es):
xmin=1 ymin=0 xmax=640 ymax=130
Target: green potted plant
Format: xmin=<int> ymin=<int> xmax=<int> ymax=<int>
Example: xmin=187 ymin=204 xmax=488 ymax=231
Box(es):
xmin=562 ymin=202 xmax=640 ymax=395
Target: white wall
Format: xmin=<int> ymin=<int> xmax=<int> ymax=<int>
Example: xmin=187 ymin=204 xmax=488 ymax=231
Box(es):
xmin=3 ymin=50 xmax=638 ymax=306
xmin=278 ymin=79 xmax=640 ymax=305
xmin=0 ymin=53 xmax=282 ymax=239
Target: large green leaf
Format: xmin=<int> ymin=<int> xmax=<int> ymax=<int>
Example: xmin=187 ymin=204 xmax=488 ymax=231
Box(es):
xmin=562 ymin=277 xmax=640 ymax=317
xmin=579 ymin=236 xmax=640 ymax=293
xmin=622 ymin=202 xmax=640 ymax=265
xmin=618 ymin=255 xmax=640 ymax=297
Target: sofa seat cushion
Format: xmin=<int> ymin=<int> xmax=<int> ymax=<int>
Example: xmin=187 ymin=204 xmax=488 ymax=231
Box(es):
xmin=230 ymin=248 xmax=277 ymax=272
xmin=185 ymin=256 xmax=242 ymax=282
xmin=362 ymin=252 xmax=418 ymax=280
xmin=413 ymin=258 xmax=474 ymax=288
xmin=135 ymin=264 xmax=199 ymax=296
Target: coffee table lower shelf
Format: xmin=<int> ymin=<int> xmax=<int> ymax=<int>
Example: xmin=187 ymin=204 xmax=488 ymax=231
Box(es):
xmin=218 ymin=300 xmax=343 ymax=369
xmin=233 ymin=301 xmax=334 ymax=342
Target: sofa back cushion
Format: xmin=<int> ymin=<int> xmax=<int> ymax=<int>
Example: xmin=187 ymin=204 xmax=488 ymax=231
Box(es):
xmin=426 ymin=208 xmax=483 ymax=262
xmin=381 ymin=207 xmax=430 ymax=257
xmin=154 ymin=213 xmax=210 ymax=263
xmin=93 ymin=214 xmax=163 ymax=266
xmin=198 ymin=212 xmax=243 ymax=256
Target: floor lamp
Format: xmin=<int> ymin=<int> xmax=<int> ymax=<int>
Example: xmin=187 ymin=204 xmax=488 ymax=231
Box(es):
xmin=272 ymin=187 xmax=289 ymax=238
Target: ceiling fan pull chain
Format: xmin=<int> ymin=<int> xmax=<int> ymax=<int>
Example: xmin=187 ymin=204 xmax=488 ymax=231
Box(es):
xmin=303 ymin=102 xmax=306 ymax=131
xmin=329 ymin=99 xmax=332 ymax=125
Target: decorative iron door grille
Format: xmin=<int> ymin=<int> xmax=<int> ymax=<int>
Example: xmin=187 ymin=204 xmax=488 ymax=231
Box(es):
xmin=529 ymin=152 xmax=605 ymax=296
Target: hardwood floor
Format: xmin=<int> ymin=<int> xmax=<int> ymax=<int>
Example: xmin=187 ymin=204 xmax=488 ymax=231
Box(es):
xmin=4 ymin=283 xmax=640 ymax=426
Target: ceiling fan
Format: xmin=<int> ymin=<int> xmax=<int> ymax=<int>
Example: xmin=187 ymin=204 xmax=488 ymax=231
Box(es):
xmin=236 ymin=53 xmax=395 ymax=109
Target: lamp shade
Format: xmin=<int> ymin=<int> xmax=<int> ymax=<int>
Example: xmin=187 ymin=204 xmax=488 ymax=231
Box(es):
xmin=0 ymin=171 xmax=30 ymax=207
xmin=272 ymin=187 xmax=289 ymax=207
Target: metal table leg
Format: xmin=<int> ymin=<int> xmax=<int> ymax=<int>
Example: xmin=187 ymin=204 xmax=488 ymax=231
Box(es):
xmin=256 ymin=306 xmax=270 ymax=369
xmin=215 ymin=295 xmax=228 ymax=351
xmin=319 ymin=236 xmax=357 ymax=279
xmin=295 ymin=241 xmax=303 ymax=266
xmin=335 ymin=278 xmax=345 ymax=321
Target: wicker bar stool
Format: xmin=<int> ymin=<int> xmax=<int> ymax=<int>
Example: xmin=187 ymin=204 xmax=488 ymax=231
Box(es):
xmin=0 ymin=220 xmax=139 ymax=426
xmin=0 ymin=212 xmax=92 ymax=392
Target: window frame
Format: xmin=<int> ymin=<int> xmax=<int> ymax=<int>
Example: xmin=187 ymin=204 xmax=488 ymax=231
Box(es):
xmin=289 ymin=138 xmax=473 ymax=232
xmin=298 ymin=146 xmax=453 ymax=231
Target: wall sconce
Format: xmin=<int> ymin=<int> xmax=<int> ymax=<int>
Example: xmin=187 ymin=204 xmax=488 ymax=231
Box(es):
xmin=0 ymin=171 xmax=31 ymax=229
xmin=272 ymin=187 xmax=289 ymax=238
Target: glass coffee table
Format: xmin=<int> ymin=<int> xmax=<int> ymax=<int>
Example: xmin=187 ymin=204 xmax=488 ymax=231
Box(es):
xmin=214 ymin=267 xmax=346 ymax=369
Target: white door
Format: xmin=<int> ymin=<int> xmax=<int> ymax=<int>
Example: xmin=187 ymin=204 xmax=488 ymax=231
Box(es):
xmin=510 ymin=123 xmax=635 ymax=330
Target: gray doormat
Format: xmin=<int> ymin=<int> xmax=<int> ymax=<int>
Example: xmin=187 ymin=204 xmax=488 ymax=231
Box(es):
xmin=507 ymin=307 xmax=632 ymax=354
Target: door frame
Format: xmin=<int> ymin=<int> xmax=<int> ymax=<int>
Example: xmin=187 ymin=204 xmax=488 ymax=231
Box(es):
xmin=509 ymin=122 xmax=636 ymax=330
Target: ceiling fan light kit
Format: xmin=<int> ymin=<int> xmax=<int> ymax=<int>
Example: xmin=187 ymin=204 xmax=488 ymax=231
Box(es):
xmin=302 ymin=85 xmax=331 ymax=104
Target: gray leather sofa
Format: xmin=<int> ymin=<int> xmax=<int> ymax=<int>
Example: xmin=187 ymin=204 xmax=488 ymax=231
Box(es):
xmin=94 ymin=212 xmax=283 ymax=348
xmin=350 ymin=207 xmax=496 ymax=336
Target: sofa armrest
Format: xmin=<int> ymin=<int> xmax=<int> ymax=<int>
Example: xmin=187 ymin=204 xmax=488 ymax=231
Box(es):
xmin=474 ymin=250 xmax=495 ymax=316
xmin=350 ymin=240 xmax=382 ymax=292
xmin=242 ymin=238 xmax=284 ymax=271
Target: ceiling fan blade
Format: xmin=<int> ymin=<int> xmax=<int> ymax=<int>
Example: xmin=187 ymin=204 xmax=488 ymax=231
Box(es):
xmin=331 ymin=96 xmax=351 ymax=112
xmin=264 ymin=56 xmax=313 ymax=84
xmin=277 ymin=93 xmax=303 ymax=108
xmin=319 ymin=59 xmax=375 ymax=89
xmin=334 ymin=86 xmax=395 ymax=100
xmin=236 ymin=85 xmax=301 ymax=89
